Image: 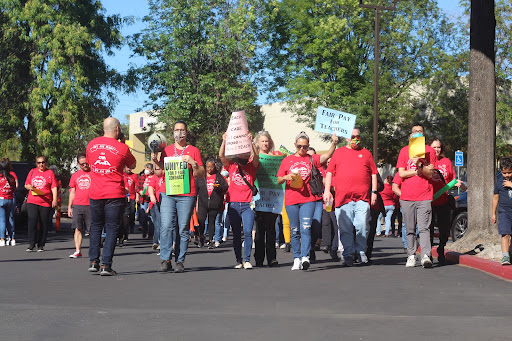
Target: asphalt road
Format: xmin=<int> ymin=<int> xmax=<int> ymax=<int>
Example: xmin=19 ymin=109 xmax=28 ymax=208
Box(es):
xmin=1 ymin=219 xmax=511 ymax=341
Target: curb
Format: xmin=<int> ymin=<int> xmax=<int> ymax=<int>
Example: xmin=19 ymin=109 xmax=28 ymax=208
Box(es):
xmin=431 ymin=246 xmax=512 ymax=281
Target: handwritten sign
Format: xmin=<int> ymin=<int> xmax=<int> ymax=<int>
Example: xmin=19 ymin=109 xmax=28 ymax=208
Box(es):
xmin=253 ymin=153 xmax=285 ymax=214
xmin=164 ymin=157 xmax=190 ymax=195
xmin=314 ymin=106 xmax=356 ymax=139
xmin=409 ymin=136 xmax=426 ymax=159
xmin=225 ymin=110 xmax=252 ymax=158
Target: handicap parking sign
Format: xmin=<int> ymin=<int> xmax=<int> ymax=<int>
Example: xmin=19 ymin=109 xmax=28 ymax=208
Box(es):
xmin=455 ymin=151 xmax=463 ymax=167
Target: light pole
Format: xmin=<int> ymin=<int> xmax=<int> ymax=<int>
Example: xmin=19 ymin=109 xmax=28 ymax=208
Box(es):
xmin=359 ymin=0 xmax=397 ymax=164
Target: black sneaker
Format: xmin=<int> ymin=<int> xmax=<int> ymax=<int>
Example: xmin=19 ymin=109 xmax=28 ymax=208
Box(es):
xmin=26 ymin=247 xmax=35 ymax=252
xmin=199 ymin=237 xmax=205 ymax=248
xmin=159 ymin=260 xmax=172 ymax=272
xmin=37 ymin=247 xmax=44 ymax=252
xmin=207 ymin=241 xmax=214 ymax=249
xmin=174 ymin=262 xmax=185 ymax=273
xmin=100 ymin=265 xmax=117 ymax=276
xmin=118 ymin=239 xmax=124 ymax=247
xmin=284 ymin=243 xmax=291 ymax=253
xmin=88 ymin=261 xmax=100 ymax=272
xmin=268 ymin=259 xmax=279 ymax=267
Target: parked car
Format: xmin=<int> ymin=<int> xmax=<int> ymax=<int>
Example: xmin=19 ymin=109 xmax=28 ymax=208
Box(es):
xmin=451 ymin=190 xmax=467 ymax=241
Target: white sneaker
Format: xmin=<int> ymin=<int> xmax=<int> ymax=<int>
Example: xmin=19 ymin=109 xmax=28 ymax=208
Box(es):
xmin=275 ymin=242 xmax=279 ymax=248
xmin=301 ymin=256 xmax=310 ymax=270
xmin=222 ymin=237 xmax=227 ymax=242
xmin=421 ymin=254 xmax=433 ymax=268
xmin=243 ymin=261 xmax=253 ymax=269
xmin=291 ymin=258 xmax=302 ymax=270
xmin=234 ymin=263 xmax=243 ymax=269
xmin=10 ymin=239 xmax=15 ymax=246
xmin=279 ymin=243 xmax=286 ymax=249
xmin=0 ymin=240 xmax=5 ymax=247
xmin=405 ymin=255 xmax=416 ymax=268
xmin=214 ymin=241 xmax=221 ymax=247
xmin=359 ymin=251 xmax=368 ymax=264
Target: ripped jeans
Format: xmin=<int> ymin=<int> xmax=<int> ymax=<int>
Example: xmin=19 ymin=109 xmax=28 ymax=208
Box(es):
xmin=285 ymin=202 xmax=315 ymax=259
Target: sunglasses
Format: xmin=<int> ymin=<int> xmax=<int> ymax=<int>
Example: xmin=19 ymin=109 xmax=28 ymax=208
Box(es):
xmin=296 ymin=145 xmax=309 ymax=150
xmin=351 ymin=135 xmax=360 ymax=139
xmin=79 ymin=162 xmax=88 ymax=167
xmin=37 ymin=161 xmax=46 ymax=164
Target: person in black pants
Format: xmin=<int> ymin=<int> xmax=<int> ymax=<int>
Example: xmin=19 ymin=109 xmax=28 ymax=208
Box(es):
xmin=196 ymin=158 xmax=228 ymax=249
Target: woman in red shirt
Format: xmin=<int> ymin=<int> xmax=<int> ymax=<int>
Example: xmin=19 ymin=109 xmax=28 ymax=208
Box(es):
xmin=24 ymin=155 xmax=58 ymax=252
xmin=0 ymin=159 xmax=17 ymax=247
xmin=378 ymin=175 xmax=397 ymax=237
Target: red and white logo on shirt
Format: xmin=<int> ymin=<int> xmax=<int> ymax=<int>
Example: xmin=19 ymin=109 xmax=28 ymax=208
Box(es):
xmin=32 ymin=176 xmax=47 ymax=189
xmin=289 ymin=161 xmax=311 ymax=180
xmin=231 ymin=172 xmax=252 ymax=187
xmin=77 ymin=175 xmax=91 ymax=190
xmin=406 ymin=158 xmax=418 ymax=171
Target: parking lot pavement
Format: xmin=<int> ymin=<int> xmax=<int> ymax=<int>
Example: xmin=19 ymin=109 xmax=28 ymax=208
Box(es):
xmin=1 ymin=230 xmax=512 ymax=340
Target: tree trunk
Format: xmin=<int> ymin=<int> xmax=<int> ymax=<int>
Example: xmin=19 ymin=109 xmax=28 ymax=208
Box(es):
xmin=450 ymin=0 xmax=499 ymax=258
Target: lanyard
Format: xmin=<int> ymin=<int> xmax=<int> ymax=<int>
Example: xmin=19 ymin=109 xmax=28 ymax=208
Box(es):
xmin=173 ymin=144 xmax=188 ymax=157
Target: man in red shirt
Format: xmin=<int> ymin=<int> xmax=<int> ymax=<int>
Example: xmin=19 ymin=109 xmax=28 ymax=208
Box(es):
xmin=68 ymin=153 xmax=91 ymax=258
xmin=86 ymin=117 xmax=136 ymax=276
xmin=323 ymin=128 xmax=378 ymax=267
xmin=123 ymin=166 xmax=139 ymax=235
xmin=397 ymin=123 xmax=436 ymax=268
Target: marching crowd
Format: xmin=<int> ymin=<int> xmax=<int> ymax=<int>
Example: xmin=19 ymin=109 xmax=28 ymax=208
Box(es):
xmin=2 ymin=116 xmax=511 ymax=275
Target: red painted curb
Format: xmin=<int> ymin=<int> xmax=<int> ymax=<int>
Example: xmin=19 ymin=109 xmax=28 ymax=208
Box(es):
xmin=430 ymin=246 xmax=512 ymax=281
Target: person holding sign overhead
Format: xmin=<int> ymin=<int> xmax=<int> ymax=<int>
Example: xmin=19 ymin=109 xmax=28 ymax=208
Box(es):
xmin=219 ymin=131 xmax=259 ymax=269
xmin=152 ymin=121 xmax=204 ymax=273
xmin=397 ymin=123 xmax=436 ymax=268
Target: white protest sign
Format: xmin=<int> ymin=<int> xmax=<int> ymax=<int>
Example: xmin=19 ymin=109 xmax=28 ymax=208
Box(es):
xmin=314 ymin=106 xmax=357 ymax=139
xmin=225 ymin=110 xmax=252 ymax=158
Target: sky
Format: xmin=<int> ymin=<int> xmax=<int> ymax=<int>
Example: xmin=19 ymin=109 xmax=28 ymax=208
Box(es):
xmin=101 ymin=0 xmax=464 ymax=125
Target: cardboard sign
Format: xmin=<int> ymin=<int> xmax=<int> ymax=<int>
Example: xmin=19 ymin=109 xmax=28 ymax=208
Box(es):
xmin=314 ymin=106 xmax=356 ymax=139
xmin=164 ymin=157 xmax=190 ymax=195
xmin=253 ymin=153 xmax=285 ymax=214
xmin=409 ymin=136 xmax=426 ymax=159
xmin=225 ymin=110 xmax=252 ymax=158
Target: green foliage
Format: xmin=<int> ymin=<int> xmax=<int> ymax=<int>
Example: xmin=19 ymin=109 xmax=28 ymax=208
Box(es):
xmin=0 ymin=0 xmax=124 ymax=166
xmin=131 ymin=0 xmax=263 ymax=158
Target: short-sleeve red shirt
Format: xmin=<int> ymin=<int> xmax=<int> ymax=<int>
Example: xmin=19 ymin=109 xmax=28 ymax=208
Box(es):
xmin=124 ymin=172 xmax=138 ymax=200
xmin=431 ymin=157 xmax=456 ymax=206
xmin=0 ymin=174 xmax=15 ymax=199
xmin=277 ymin=154 xmax=322 ymax=206
xmin=69 ymin=169 xmax=91 ymax=206
xmin=25 ymin=168 xmax=57 ymax=207
xmin=396 ymin=145 xmax=437 ymax=201
xmin=148 ymin=174 xmax=165 ymax=201
xmin=226 ymin=161 xmax=258 ymax=203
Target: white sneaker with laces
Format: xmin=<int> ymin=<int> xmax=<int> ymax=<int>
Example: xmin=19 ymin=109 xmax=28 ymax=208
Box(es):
xmin=222 ymin=237 xmax=227 ymax=242
xmin=234 ymin=263 xmax=243 ymax=269
xmin=359 ymin=251 xmax=368 ymax=264
xmin=291 ymin=258 xmax=302 ymax=270
xmin=421 ymin=254 xmax=433 ymax=268
xmin=0 ymin=240 xmax=5 ymax=247
xmin=214 ymin=241 xmax=221 ymax=247
xmin=279 ymin=244 xmax=286 ymax=249
xmin=243 ymin=261 xmax=253 ymax=269
xmin=10 ymin=239 xmax=15 ymax=246
xmin=301 ymin=256 xmax=310 ymax=270
xmin=405 ymin=255 xmax=416 ymax=268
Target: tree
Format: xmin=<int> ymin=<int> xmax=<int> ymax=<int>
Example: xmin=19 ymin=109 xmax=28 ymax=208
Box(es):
xmin=131 ymin=0 xmax=263 ymax=158
xmin=259 ymin=0 xmax=456 ymax=164
xmin=0 ymin=0 xmax=124 ymax=166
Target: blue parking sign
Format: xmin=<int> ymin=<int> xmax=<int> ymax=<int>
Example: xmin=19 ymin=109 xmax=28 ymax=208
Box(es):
xmin=455 ymin=151 xmax=463 ymax=167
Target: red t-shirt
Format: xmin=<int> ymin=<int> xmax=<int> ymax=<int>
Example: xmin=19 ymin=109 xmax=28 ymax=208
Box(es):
xmin=25 ymin=168 xmax=57 ymax=207
xmin=277 ymin=154 xmax=322 ymax=206
xmin=124 ymin=173 xmax=138 ymax=200
xmin=206 ymin=174 xmax=216 ymax=197
xmin=148 ymin=174 xmax=165 ymax=201
xmin=396 ymin=145 xmax=436 ymax=201
xmin=69 ymin=169 xmax=91 ymax=206
xmin=227 ymin=161 xmax=258 ymax=203
xmin=380 ymin=183 xmax=395 ymax=206
xmin=0 ymin=174 xmax=15 ymax=199
xmin=159 ymin=144 xmax=203 ymax=197
xmin=431 ymin=157 xmax=456 ymax=206
xmin=86 ymin=136 xmax=136 ymax=200
xmin=326 ymin=147 xmax=377 ymax=207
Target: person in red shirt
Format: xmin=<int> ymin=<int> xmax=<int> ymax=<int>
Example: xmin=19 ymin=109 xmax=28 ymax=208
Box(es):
xmin=429 ymin=138 xmax=460 ymax=265
xmin=138 ymin=163 xmax=155 ymax=239
xmin=24 ymin=155 xmax=58 ymax=252
xmin=148 ymin=172 xmax=165 ymax=250
xmin=86 ymin=117 xmax=136 ymax=275
xmin=0 ymin=159 xmax=17 ymax=247
xmin=152 ymin=120 xmax=205 ymax=273
xmin=68 ymin=153 xmax=91 ymax=258
xmin=397 ymin=123 xmax=436 ymax=268
xmin=378 ymin=175 xmax=397 ymax=237
xmin=277 ymin=131 xmax=324 ymax=271
xmin=123 ymin=166 xmax=139 ymax=235
xmin=323 ymin=128 xmax=378 ymax=267
xmin=220 ymin=131 xmax=259 ymax=269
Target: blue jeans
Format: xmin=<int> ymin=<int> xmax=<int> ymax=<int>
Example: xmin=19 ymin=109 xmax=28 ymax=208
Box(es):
xmin=378 ymin=205 xmax=395 ymax=236
xmin=335 ymin=200 xmax=370 ymax=259
xmin=89 ymin=198 xmax=125 ymax=266
xmin=139 ymin=201 xmax=154 ymax=236
xmin=0 ymin=198 xmax=14 ymax=239
xmin=227 ymin=202 xmax=254 ymax=263
xmin=311 ymin=200 xmax=323 ymax=249
xmin=150 ymin=200 xmax=161 ymax=244
xmin=214 ymin=211 xmax=224 ymax=242
xmin=159 ymin=195 xmax=196 ymax=263
xmin=285 ymin=202 xmax=315 ymax=258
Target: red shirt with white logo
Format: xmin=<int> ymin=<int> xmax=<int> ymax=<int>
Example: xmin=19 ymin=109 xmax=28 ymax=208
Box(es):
xmin=25 ymin=168 xmax=57 ymax=207
xmin=206 ymin=174 xmax=216 ymax=197
xmin=69 ymin=169 xmax=91 ymax=206
xmin=0 ymin=173 xmax=15 ymax=199
xmin=396 ymin=145 xmax=437 ymax=201
xmin=326 ymin=147 xmax=377 ymax=207
xmin=277 ymin=154 xmax=322 ymax=206
xmin=380 ymin=183 xmax=395 ymax=206
xmin=159 ymin=144 xmax=203 ymax=197
xmin=148 ymin=174 xmax=165 ymax=201
xmin=86 ymin=136 xmax=136 ymax=200
xmin=431 ymin=157 xmax=456 ymax=206
xmin=227 ymin=161 xmax=258 ymax=203
xmin=124 ymin=172 xmax=138 ymax=200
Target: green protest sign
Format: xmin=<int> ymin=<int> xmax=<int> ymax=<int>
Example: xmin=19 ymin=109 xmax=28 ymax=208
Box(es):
xmin=254 ymin=153 xmax=285 ymax=214
xmin=164 ymin=157 xmax=190 ymax=195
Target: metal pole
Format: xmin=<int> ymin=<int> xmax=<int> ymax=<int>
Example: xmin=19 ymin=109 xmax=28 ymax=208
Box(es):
xmin=373 ymin=9 xmax=380 ymax=164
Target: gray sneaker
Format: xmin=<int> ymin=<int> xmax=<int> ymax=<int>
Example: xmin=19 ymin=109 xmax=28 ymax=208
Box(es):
xmin=175 ymin=262 xmax=185 ymax=273
xmin=159 ymin=260 xmax=172 ymax=272
xmin=341 ymin=257 xmax=354 ymax=267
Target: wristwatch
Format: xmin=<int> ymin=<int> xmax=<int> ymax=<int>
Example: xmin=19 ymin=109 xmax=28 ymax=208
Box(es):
xmin=372 ymin=190 xmax=378 ymax=194
xmin=192 ymin=162 xmax=198 ymax=169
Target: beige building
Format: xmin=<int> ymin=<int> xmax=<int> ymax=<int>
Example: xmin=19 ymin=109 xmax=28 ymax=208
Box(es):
xmin=127 ymin=102 xmax=334 ymax=173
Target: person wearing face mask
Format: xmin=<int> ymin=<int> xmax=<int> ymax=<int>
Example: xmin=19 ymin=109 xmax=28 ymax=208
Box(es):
xmin=323 ymin=128 xmax=378 ymax=267
xmin=86 ymin=117 xmax=136 ymax=275
xmin=219 ymin=130 xmax=260 ymax=269
xmin=138 ymin=163 xmax=155 ymax=240
xmin=152 ymin=121 xmax=205 ymax=273
xmin=396 ymin=123 xmax=436 ymax=269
